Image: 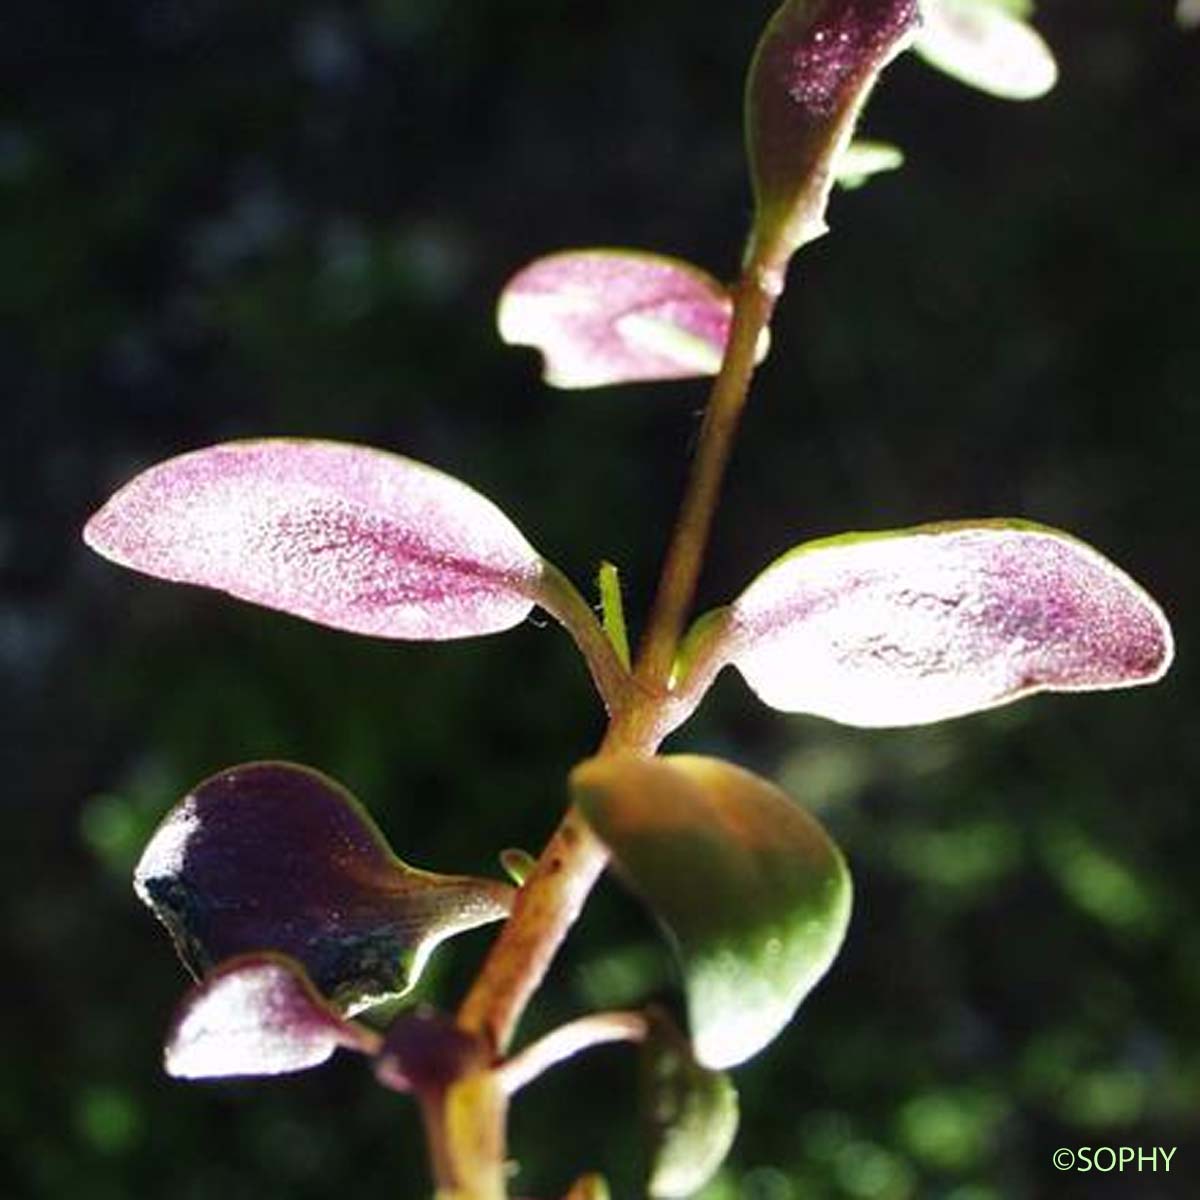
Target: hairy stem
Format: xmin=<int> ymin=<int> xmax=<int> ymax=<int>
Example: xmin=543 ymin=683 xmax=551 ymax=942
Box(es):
xmin=631 ymin=272 xmax=779 ymax=696
xmin=458 ymin=804 xmax=610 ymax=1052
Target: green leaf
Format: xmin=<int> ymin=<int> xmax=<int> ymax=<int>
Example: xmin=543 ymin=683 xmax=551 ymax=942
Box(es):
xmin=499 ymin=847 xmax=537 ymax=886
xmin=745 ymin=0 xmax=919 ymax=276
xmin=914 ymin=0 xmax=1057 ymax=100
xmin=642 ymin=1010 xmax=739 ymax=1198
xmin=598 ymin=560 xmax=632 ymax=670
xmin=835 ymin=139 xmax=905 ymax=190
xmin=721 ymin=520 xmax=1173 ymax=728
xmin=572 ymin=755 xmax=852 ymax=1069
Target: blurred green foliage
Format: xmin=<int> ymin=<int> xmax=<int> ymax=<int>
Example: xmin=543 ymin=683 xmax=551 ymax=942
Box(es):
xmin=4 ymin=1 xmax=1198 ymax=1197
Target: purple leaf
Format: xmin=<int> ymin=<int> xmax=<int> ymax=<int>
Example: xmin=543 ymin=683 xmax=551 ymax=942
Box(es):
xmin=84 ymin=439 xmax=543 ymax=640
xmin=136 ymin=762 xmax=513 ymax=1013
xmin=165 ymin=953 xmax=376 ymax=1079
xmin=746 ymin=0 xmax=919 ymax=272
xmin=496 ymin=249 xmax=767 ymax=389
xmin=723 ymin=520 xmax=1173 ymax=727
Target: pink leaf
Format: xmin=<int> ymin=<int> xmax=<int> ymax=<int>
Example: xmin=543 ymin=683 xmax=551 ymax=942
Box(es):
xmin=497 ymin=249 xmax=767 ymax=389
xmin=725 ymin=521 xmax=1173 ymax=727
xmin=164 ymin=953 xmax=375 ymax=1079
xmin=84 ymin=439 xmax=543 ymax=640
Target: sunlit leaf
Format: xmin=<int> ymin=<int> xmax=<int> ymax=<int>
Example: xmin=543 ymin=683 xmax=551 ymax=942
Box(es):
xmin=136 ymin=762 xmax=513 ymax=1014
xmin=723 ymin=520 xmax=1173 ymax=728
xmin=572 ymin=755 xmax=852 ymax=1069
xmin=745 ymin=0 xmax=919 ymax=272
xmin=642 ymin=1010 xmax=739 ymax=1198
xmin=915 ymin=0 xmax=1058 ymax=100
xmin=835 ymin=138 xmax=905 ymax=190
xmin=496 ymin=249 xmax=767 ymax=389
xmin=1178 ymin=0 xmax=1200 ymax=30
xmin=85 ymin=439 xmax=543 ymax=640
xmin=164 ymin=953 xmax=375 ymax=1079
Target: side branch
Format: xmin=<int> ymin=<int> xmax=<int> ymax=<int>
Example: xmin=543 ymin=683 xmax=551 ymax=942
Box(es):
xmin=495 ymin=1010 xmax=649 ymax=1095
xmin=457 ymin=805 xmax=609 ymax=1054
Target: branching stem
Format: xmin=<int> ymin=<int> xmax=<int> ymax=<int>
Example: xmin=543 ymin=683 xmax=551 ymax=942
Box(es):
xmin=494 ymin=1010 xmax=649 ymax=1096
xmin=437 ymin=269 xmax=779 ymax=1196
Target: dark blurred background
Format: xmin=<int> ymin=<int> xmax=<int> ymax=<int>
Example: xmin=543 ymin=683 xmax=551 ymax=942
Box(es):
xmin=3 ymin=1 xmax=1198 ymax=1197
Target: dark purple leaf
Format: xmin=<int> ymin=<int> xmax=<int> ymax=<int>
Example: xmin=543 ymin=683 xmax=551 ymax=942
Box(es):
xmin=136 ymin=762 xmax=513 ymax=1013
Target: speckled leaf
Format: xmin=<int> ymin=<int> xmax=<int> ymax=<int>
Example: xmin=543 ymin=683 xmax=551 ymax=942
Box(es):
xmin=745 ymin=0 xmax=919 ymax=273
xmin=724 ymin=520 xmax=1173 ymax=728
xmin=165 ymin=953 xmax=377 ymax=1079
xmin=136 ymin=762 xmax=513 ymax=1014
xmin=915 ymin=0 xmax=1057 ymax=100
xmin=572 ymin=755 xmax=852 ymax=1069
xmin=496 ymin=249 xmax=767 ymax=389
xmin=642 ymin=1011 xmax=739 ymax=1198
xmin=84 ymin=439 xmax=543 ymax=640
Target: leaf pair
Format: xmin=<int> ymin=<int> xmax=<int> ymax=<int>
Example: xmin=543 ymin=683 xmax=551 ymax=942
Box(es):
xmin=137 ymin=761 xmax=513 ymax=1031
xmin=497 ymin=0 xmax=921 ymax=393
xmin=498 ymin=1 xmax=1057 ymax=396
xmin=86 ymin=444 xmax=1174 ymax=737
